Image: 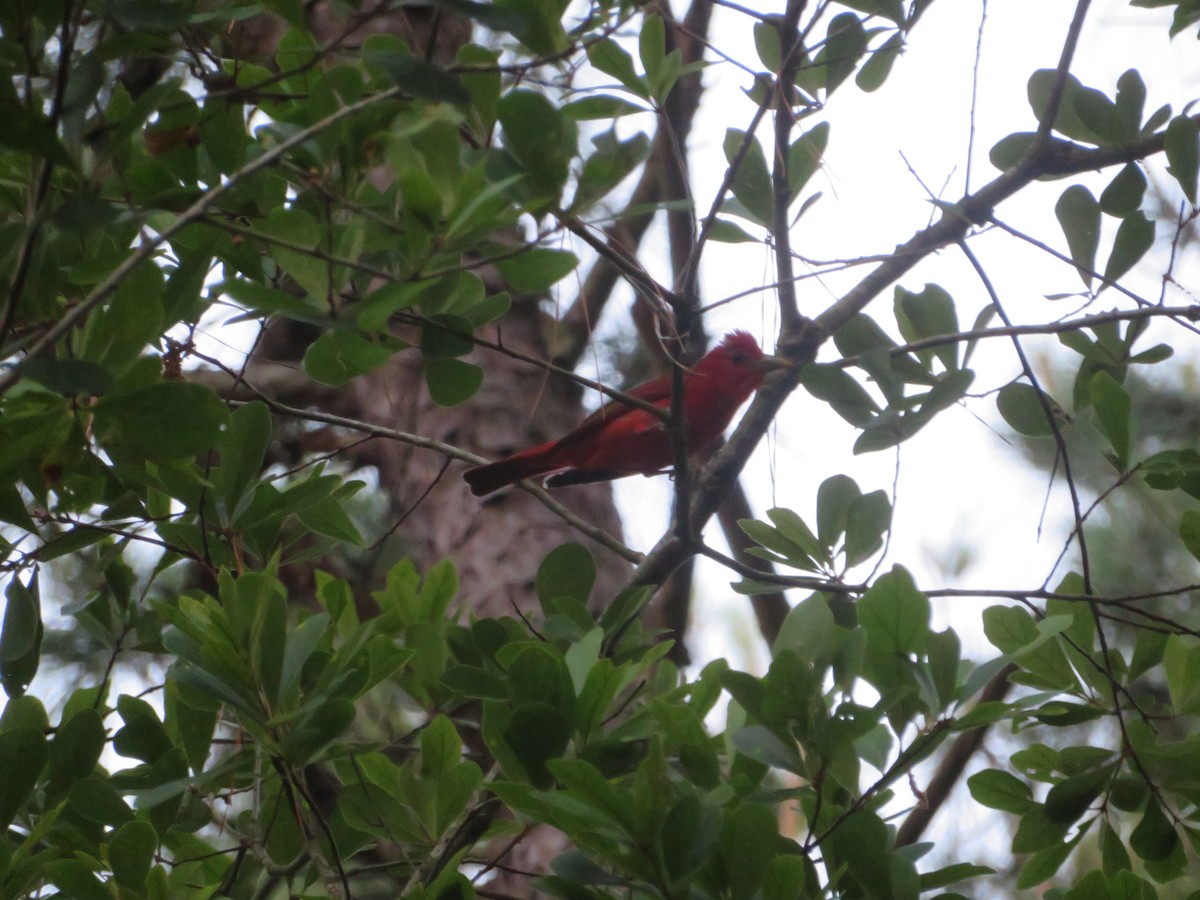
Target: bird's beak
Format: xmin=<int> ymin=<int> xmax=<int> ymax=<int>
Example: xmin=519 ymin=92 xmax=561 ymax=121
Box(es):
xmin=752 ymin=353 xmax=796 ymax=373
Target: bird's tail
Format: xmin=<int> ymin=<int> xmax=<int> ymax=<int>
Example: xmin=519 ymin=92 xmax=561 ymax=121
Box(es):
xmin=464 ymin=443 xmax=560 ymax=497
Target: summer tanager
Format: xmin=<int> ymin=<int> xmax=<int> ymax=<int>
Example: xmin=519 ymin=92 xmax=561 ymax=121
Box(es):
xmin=464 ymin=331 xmax=787 ymax=497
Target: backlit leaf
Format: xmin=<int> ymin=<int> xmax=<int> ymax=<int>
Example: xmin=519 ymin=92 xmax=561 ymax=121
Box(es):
xmin=1055 ymin=185 xmax=1101 ymax=287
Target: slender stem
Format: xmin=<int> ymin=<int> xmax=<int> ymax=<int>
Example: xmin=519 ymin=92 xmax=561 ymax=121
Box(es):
xmin=771 ymin=0 xmax=808 ymax=334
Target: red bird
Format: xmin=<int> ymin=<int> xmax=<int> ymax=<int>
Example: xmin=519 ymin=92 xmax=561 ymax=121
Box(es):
xmin=464 ymin=331 xmax=787 ymax=497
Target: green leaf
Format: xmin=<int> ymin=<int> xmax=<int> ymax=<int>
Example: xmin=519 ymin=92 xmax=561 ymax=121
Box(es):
xmin=282 ymin=698 xmax=356 ymax=765
xmin=1055 ymin=185 xmax=1101 ymax=287
xmin=1179 ymin=510 xmax=1200 ymax=562
xmin=1165 ymin=114 xmax=1199 ymax=204
xmin=498 ymin=89 xmax=575 ymax=198
xmin=1142 ymin=100 xmax=1172 ymax=134
xmin=298 ymin=488 xmax=365 ymax=545
xmin=753 ymin=20 xmax=781 ymax=70
xmin=1032 ymin=701 xmax=1104 ymax=727
xmin=788 ymin=122 xmax=830 ymax=196
xmin=216 ymin=401 xmax=271 ymax=526
xmin=968 ymin=768 xmax=1036 ymax=814
xmin=723 ymin=803 xmax=788 ymax=899
xmin=536 ymin=543 xmax=596 ymax=607
xmin=722 ymin=128 xmax=774 ymax=226
xmin=419 ymin=714 xmax=463 ymax=781
xmin=1130 ymin=342 xmax=1172 ymax=365
xmin=820 ymin=13 xmax=868 ymax=94
xmin=816 ymin=474 xmax=861 ymax=548
xmin=858 ymin=566 xmax=928 ymax=656
xmin=490 ymin=0 xmax=566 ymax=53
xmin=68 ymin=777 xmax=135 ymax=826
xmin=709 ymin=218 xmax=759 ymax=243
xmin=990 ymin=131 xmax=1038 ymax=171
xmin=109 ymin=820 xmax=158 ymax=891
xmin=259 ymin=207 xmax=332 ymax=303
xmin=838 ymin=0 xmax=905 ymax=23
xmin=824 ymin=810 xmax=892 ymax=898
xmin=363 ymin=41 xmax=468 ymax=104
xmin=199 ymin=101 xmax=247 ymax=175
xmin=43 ymin=860 xmax=110 ymax=900
xmin=1090 ymin=371 xmax=1133 ymax=469
xmin=507 ymin=702 xmax=571 ymax=789
xmin=355 ymin=281 xmax=426 ymax=332
xmin=1114 ymin=69 xmax=1146 ymax=135
xmin=20 ymin=359 xmax=114 ymax=397
xmin=983 ymin=606 xmax=1079 ymax=690
xmin=796 ymin=364 xmax=879 ymax=427
xmin=1101 ymin=818 xmax=1133 ymax=877
xmin=1028 ymin=70 xmax=1094 ymax=142
xmin=442 ymin=665 xmax=508 ymax=700
xmin=660 ymin=795 xmax=720 ymax=883
xmin=1073 ymin=87 xmax=1129 ymax=145
xmin=1099 ymin=163 xmax=1147 ymax=218
xmin=843 ymin=490 xmax=891 ymax=567
xmin=997 ymin=382 xmax=1062 ymax=437
xmin=48 ymin=709 xmax=105 ymax=800
xmin=773 ymin=594 xmax=841 ymax=671
xmin=436 ymin=0 xmax=533 ymax=35
xmin=1045 ymin=764 xmax=1116 ymax=824
xmin=572 ymin=130 xmax=651 ymax=213
xmin=505 ymin=644 xmax=577 ymax=726
xmin=1 ymin=574 xmax=42 ymax=699
xmin=1163 ymin=634 xmax=1200 ymax=714
xmin=0 ymin=77 xmax=72 ymax=164
xmin=587 ymin=39 xmax=649 ymax=99
xmin=895 ymin=283 xmax=959 ymax=370
xmin=456 ymin=43 xmax=501 ymax=137
xmin=562 ymin=94 xmax=650 ymax=120
xmin=114 ymin=695 xmax=174 ymax=763
xmin=496 ymin=248 xmax=579 ymax=293
xmin=303 ymin=329 xmax=399 ymax=386
xmin=0 ymin=486 xmax=36 ymax=533
xmin=424 ymin=357 xmax=483 ymax=406
xmin=79 ymin=262 xmax=164 ymax=373
xmin=1017 ymin=826 xmax=1087 ymax=889
xmin=420 ymin=315 xmax=474 ymax=358
xmin=94 ymin=383 xmax=229 ymax=460
xmin=767 ymin=507 xmax=827 ymax=564
xmin=0 ymin=695 xmax=48 ymax=733
xmin=260 ymin=207 xmax=319 ymax=249
xmin=638 ymin=15 xmax=667 ymax=100
xmin=730 ymin=723 xmax=804 ymax=773
xmin=219 ymin=278 xmax=328 ymax=323
xmin=740 ymin=517 xmax=817 ymax=570
xmin=919 ymin=862 xmax=996 ymax=891
xmin=1103 ymin=212 xmax=1155 ymax=286
xmin=1130 ymin=796 xmax=1178 ymax=861
xmin=856 ymin=32 xmax=904 ymax=92
xmin=0 ymin=727 xmax=47 ymax=828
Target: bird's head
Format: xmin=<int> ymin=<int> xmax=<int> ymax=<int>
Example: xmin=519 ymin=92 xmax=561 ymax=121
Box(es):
xmin=716 ymin=330 xmax=794 ymax=376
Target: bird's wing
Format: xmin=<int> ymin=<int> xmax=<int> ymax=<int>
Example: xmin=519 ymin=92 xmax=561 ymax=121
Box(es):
xmin=569 ymin=373 xmax=673 ymax=437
